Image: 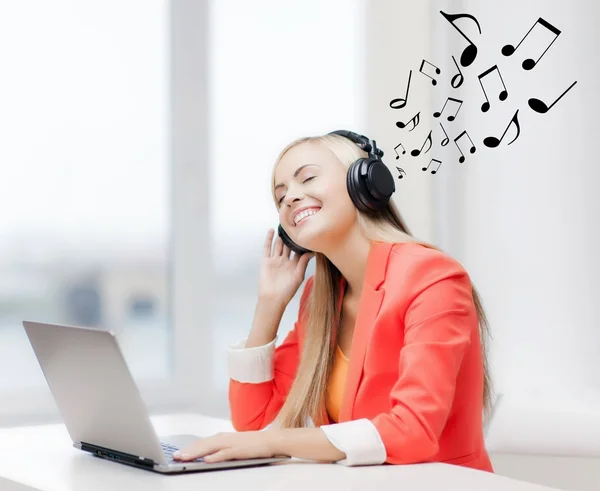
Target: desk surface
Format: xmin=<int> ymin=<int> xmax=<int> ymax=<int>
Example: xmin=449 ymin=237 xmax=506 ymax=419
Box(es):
xmin=0 ymin=413 xmax=561 ymax=491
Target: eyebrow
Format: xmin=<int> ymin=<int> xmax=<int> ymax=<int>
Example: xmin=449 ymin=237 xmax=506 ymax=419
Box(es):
xmin=274 ymin=164 xmax=318 ymax=191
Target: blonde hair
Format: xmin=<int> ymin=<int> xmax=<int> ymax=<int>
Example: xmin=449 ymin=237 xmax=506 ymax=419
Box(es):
xmin=270 ymin=133 xmax=493 ymax=429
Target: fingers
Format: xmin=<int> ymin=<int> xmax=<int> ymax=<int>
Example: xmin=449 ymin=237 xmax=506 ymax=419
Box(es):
xmin=273 ymin=235 xmax=284 ymax=257
xmin=265 ymin=228 xmax=285 ymax=258
xmin=298 ymin=252 xmax=315 ymax=267
xmin=282 ymin=244 xmax=291 ymax=259
xmin=263 ymin=229 xmax=275 ymax=258
xmin=265 ymin=228 xmax=304 ymax=259
xmin=204 ymin=448 xmax=238 ymax=463
xmin=173 ymin=438 xmax=222 ymax=462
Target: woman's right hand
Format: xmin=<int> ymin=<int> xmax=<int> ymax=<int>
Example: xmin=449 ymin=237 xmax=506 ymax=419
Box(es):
xmin=257 ymin=228 xmax=314 ymax=308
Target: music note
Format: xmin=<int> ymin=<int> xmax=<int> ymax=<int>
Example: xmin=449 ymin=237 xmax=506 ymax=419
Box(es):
xmin=440 ymin=11 xmax=482 ymax=67
xmin=396 ymin=167 xmax=406 ymax=179
xmin=411 ymin=130 xmax=432 ymax=157
xmin=478 ymin=65 xmax=508 ymax=113
xmin=394 ymin=143 xmax=406 ymax=159
xmin=390 ymin=70 xmax=413 ymax=109
xmin=450 ymin=56 xmax=464 ymax=89
xmin=422 ymin=158 xmax=442 ymax=174
xmin=502 ymin=17 xmax=561 ymax=71
xmin=453 ymin=130 xmax=476 ymax=163
xmin=396 ymin=112 xmax=420 ymax=131
xmin=528 ymin=81 xmax=577 ymax=114
xmin=419 ymin=59 xmax=441 ymax=86
xmin=440 ymin=123 xmax=449 ymax=147
xmin=483 ymin=109 xmax=521 ymax=148
xmin=433 ymin=97 xmax=463 ymax=122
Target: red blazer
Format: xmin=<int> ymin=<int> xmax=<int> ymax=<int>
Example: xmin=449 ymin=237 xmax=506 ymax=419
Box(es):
xmin=229 ymin=241 xmax=494 ymax=472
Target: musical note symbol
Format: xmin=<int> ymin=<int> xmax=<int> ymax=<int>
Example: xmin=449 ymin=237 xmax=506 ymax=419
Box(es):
xmin=483 ymin=109 xmax=521 ymax=148
xmin=453 ymin=130 xmax=476 ymax=163
xmin=394 ymin=143 xmax=406 ymax=159
xmin=450 ymin=56 xmax=464 ymax=89
xmin=411 ymin=130 xmax=433 ymax=157
xmin=396 ymin=167 xmax=406 ymax=179
xmin=433 ymin=97 xmax=463 ymax=122
xmin=439 ymin=11 xmax=482 ymax=67
xmin=390 ymin=70 xmax=413 ymax=109
xmin=422 ymin=158 xmax=442 ymax=174
xmin=396 ymin=112 xmax=420 ymax=131
xmin=419 ymin=59 xmax=441 ymax=86
xmin=478 ymin=65 xmax=508 ymax=113
xmin=528 ymin=81 xmax=577 ymax=114
xmin=501 ymin=17 xmax=561 ymax=71
xmin=440 ymin=123 xmax=449 ymax=147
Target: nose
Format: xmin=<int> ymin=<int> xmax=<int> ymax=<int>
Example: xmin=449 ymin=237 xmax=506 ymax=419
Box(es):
xmin=282 ymin=183 xmax=304 ymax=207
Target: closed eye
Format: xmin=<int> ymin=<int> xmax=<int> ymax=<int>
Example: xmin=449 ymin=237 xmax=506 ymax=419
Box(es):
xmin=277 ymin=176 xmax=316 ymax=204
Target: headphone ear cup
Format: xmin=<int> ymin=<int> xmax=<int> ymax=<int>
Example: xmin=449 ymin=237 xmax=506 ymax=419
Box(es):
xmin=347 ymin=158 xmax=373 ymax=212
xmin=277 ymin=224 xmax=312 ymax=255
xmin=347 ymin=158 xmax=395 ymax=212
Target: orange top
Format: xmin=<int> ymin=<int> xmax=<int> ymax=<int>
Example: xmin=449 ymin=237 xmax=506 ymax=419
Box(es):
xmin=326 ymin=344 xmax=349 ymax=423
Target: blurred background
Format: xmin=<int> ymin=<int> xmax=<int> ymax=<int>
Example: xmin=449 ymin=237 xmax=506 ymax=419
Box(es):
xmin=0 ymin=0 xmax=599 ymax=489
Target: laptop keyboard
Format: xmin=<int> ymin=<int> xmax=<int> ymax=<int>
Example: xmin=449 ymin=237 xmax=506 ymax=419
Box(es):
xmin=161 ymin=442 xmax=204 ymax=462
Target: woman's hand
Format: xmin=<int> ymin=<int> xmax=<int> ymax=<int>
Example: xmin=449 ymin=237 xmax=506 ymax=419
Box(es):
xmin=172 ymin=430 xmax=282 ymax=463
xmin=257 ymin=228 xmax=314 ymax=307
xmin=172 ymin=428 xmax=347 ymax=464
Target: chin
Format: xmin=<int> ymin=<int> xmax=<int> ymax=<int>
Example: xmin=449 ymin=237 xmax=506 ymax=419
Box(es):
xmin=294 ymin=217 xmax=336 ymax=252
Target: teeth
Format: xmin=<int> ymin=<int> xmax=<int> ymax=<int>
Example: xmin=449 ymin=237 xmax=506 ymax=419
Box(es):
xmin=294 ymin=208 xmax=320 ymax=225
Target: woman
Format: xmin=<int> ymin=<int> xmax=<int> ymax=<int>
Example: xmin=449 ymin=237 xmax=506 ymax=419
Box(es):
xmin=174 ymin=130 xmax=494 ymax=472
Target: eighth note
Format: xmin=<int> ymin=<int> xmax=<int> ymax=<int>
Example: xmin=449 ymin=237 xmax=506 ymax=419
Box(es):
xmin=394 ymin=143 xmax=406 ymax=159
xmin=439 ymin=10 xmax=482 ymax=67
xmin=483 ymin=109 xmax=521 ymax=148
xmin=419 ymin=59 xmax=441 ymax=86
xmin=411 ymin=130 xmax=433 ymax=157
xmin=528 ymin=81 xmax=577 ymax=114
xmin=422 ymin=158 xmax=442 ymax=174
xmin=434 ymin=97 xmax=463 ymax=122
xmin=478 ymin=65 xmax=508 ymax=113
xmin=440 ymin=123 xmax=449 ymax=147
xmin=390 ymin=70 xmax=413 ymax=110
xmin=396 ymin=167 xmax=406 ymax=179
xmin=454 ymin=130 xmax=476 ymax=163
xmin=502 ymin=17 xmax=561 ymax=71
xmin=396 ymin=112 xmax=420 ymax=131
xmin=450 ymin=56 xmax=464 ymax=89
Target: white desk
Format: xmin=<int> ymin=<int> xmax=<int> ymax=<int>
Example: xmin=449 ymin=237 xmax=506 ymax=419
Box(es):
xmin=0 ymin=413 xmax=562 ymax=491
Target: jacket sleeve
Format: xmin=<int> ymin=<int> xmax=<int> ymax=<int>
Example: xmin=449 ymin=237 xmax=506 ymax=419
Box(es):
xmin=320 ymin=253 xmax=476 ymax=465
xmin=228 ymin=276 xmax=313 ymax=431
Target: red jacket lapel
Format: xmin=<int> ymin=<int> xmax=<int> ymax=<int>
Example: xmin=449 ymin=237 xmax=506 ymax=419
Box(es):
xmin=338 ymin=241 xmax=392 ymax=421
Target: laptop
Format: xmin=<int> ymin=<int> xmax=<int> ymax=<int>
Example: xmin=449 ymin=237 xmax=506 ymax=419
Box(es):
xmin=22 ymin=320 xmax=290 ymax=473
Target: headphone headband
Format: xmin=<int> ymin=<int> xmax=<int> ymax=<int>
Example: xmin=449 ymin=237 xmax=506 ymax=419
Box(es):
xmin=328 ymin=130 xmax=384 ymax=159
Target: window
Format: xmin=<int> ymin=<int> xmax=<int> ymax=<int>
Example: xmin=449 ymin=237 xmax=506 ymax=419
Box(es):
xmin=0 ymin=0 xmax=364 ymax=424
xmin=0 ymin=1 xmax=171 ymax=420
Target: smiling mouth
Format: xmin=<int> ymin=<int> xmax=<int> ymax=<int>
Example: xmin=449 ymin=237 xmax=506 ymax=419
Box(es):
xmin=293 ymin=208 xmax=321 ymax=227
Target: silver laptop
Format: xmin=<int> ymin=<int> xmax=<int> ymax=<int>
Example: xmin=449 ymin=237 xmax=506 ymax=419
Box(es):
xmin=22 ymin=320 xmax=289 ymax=473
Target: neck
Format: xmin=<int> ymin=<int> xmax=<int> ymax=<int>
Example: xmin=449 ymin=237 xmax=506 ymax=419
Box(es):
xmin=322 ymin=228 xmax=372 ymax=298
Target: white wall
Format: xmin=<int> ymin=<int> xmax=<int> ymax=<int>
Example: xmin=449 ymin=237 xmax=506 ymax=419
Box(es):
xmin=437 ymin=0 xmax=600 ymax=489
xmin=366 ymin=1 xmax=600 ymax=489
xmin=434 ymin=0 xmax=600 ymax=453
xmin=364 ymin=0 xmax=436 ymax=242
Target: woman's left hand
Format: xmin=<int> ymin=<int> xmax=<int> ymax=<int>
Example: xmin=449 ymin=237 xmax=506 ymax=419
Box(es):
xmin=172 ymin=430 xmax=282 ymax=463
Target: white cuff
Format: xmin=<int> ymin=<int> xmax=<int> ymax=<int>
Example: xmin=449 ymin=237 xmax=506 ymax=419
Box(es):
xmin=320 ymin=419 xmax=387 ymax=466
xmin=227 ymin=337 xmax=277 ymax=383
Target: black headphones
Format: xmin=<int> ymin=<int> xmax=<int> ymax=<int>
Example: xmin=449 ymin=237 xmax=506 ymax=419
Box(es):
xmin=277 ymin=129 xmax=396 ymax=255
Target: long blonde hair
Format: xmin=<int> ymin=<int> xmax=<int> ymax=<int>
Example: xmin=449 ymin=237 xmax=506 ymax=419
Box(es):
xmin=270 ymin=133 xmax=493 ymax=429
